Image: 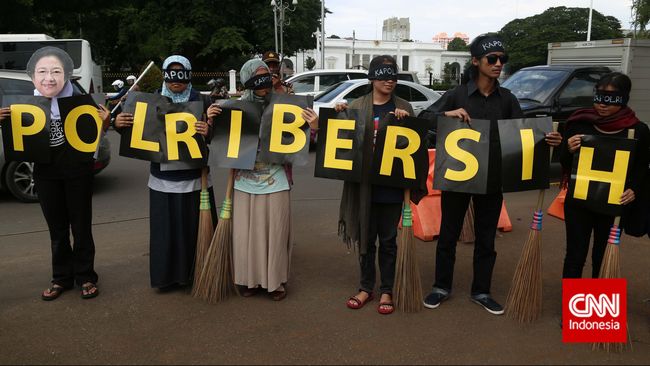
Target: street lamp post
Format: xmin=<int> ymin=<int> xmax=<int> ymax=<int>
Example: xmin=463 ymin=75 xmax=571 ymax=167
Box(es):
xmin=270 ymin=0 xmax=298 ymax=58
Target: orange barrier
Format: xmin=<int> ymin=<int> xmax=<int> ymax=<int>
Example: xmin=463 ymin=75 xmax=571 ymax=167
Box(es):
xmin=408 ymin=149 xmax=512 ymax=242
xmin=547 ymin=187 xmax=567 ymax=221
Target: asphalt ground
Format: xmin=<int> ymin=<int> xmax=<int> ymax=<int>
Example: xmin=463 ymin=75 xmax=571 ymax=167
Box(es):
xmin=0 ymin=130 xmax=649 ymax=364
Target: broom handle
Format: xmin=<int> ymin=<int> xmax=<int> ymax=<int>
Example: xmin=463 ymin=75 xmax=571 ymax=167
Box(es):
xmin=201 ymin=167 xmax=208 ymax=191
xmin=534 ymin=121 xmax=560 ymax=211
xmin=225 ymin=169 xmax=235 ymax=200
xmin=110 ymin=60 xmax=155 ymax=114
xmin=612 ymin=128 xmax=636 ymax=227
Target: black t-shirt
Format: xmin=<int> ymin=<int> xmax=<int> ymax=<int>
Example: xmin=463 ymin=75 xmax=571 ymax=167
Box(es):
xmin=371 ymin=100 xmax=404 ymax=204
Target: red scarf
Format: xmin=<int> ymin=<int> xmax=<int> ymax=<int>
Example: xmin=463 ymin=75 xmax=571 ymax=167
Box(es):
xmin=560 ymin=107 xmax=640 ymax=189
xmin=566 ymin=107 xmax=639 ymax=132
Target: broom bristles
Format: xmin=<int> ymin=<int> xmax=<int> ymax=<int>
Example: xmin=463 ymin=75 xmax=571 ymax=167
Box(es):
xmin=592 ymin=224 xmax=629 ymax=353
xmin=506 ymin=206 xmax=544 ymax=323
xmin=394 ymin=192 xmax=424 ymax=313
xmin=192 ymin=189 xmax=214 ymax=298
xmin=505 ymin=226 xmax=543 ymax=322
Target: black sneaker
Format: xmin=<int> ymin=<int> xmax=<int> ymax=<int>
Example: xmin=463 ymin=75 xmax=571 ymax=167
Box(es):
xmin=423 ymin=290 xmax=449 ymax=309
xmin=470 ymin=294 xmax=504 ymax=315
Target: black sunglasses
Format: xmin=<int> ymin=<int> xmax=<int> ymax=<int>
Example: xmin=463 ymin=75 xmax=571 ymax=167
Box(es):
xmin=484 ymin=54 xmax=509 ymax=65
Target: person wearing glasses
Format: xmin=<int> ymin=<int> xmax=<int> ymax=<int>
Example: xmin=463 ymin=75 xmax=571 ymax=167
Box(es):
xmin=420 ymin=33 xmax=561 ymax=315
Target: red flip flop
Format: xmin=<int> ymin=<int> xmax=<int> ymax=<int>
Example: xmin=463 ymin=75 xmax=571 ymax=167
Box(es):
xmin=378 ymin=302 xmax=395 ymax=315
xmin=346 ymin=292 xmax=374 ymax=309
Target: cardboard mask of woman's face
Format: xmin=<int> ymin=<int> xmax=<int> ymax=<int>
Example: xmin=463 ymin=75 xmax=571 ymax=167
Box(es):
xmin=32 ymin=56 xmax=66 ymax=98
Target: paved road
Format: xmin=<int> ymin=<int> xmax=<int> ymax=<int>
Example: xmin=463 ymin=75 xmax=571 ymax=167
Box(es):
xmin=1 ymin=130 xmax=649 ymax=364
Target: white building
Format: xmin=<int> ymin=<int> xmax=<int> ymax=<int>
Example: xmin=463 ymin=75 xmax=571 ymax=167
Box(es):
xmin=289 ymin=38 xmax=471 ymax=84
xmin=383 ymin=17 xmax=410 ymax=41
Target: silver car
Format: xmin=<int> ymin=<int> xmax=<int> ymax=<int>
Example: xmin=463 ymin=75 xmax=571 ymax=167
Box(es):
xmin=313 ymin=79 xmax=440 ymax=117
xmin=0 ymin=70 xmax=110 ymax=202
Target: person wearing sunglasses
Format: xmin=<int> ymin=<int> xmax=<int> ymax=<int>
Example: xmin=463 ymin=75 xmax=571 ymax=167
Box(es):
xmin=420 ymin=33 xmax=562 ymax=315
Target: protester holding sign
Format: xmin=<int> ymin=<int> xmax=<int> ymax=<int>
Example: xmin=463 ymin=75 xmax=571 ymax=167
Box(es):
xmin=560 ymin=72 xmax=649 ymax=279
xmin=336 ymin=55 xmax=414 ymax=315
xmin=231 ymin=59 xmax=318 ymax=301
xmin=420 ymin=34 xmax=562 ymax=315
xmin=0 ymin=47 xmax=110 ymax=300
xmin=114 ymin=55 xmax=219 ymax=290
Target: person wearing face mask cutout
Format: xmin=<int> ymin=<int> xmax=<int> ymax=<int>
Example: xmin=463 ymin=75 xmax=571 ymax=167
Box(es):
xmin=0 ymin=47 xmax=111 ymax=301
xmin=230 ymin=59 xmax=318 ymax=301
xmin=560 ymin=72 xmax=649 ymax=280
xmin=114 ymin=55 xmax=220 ymax=290
xmin=420 ymin=33 xmax=562 ymax=315
xmin=336 ymin=55 xmax=415 ymax=315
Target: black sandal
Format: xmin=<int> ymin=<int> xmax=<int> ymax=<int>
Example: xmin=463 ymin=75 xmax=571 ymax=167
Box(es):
xmin=41 ymin=285 xmax=66 ymax=301
xmin=81 ymin=283 xmax=99 ymax=299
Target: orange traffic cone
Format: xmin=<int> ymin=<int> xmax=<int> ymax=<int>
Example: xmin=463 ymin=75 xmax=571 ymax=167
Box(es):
xmin=547 ymin=187 xmax=567 ymax=221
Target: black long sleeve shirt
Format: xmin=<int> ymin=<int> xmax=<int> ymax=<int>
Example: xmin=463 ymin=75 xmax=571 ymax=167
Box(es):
xmin=422 ymin=79 xmax=523 ymax=193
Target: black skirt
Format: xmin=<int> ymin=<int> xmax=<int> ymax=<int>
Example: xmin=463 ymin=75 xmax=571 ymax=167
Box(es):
xmin=149 ymin=187 xmax=217 ymax=288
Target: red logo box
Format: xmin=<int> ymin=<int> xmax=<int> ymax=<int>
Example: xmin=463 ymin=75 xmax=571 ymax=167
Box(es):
xmin=562 ymin=278 xmax=627 ymax=343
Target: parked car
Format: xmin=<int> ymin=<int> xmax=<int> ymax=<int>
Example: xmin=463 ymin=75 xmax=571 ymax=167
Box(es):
xmin=501 ymin=65 xmax=612 ymax=123
xmin=310 ymin=79 xmax=440 ymax=146
xmin=0 ymin=70 xmax=111 ymax=202
xmin=286 ymin=69 xmax=368 ymax=96
xmin=313 ymin=79 xmax=440 ymax=116
xmin=397 ymin=71 xmax=421 ymax=84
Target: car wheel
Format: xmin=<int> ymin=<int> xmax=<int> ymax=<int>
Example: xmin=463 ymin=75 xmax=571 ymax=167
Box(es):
xmin=5 ymin=161 xmax=38 ymax=203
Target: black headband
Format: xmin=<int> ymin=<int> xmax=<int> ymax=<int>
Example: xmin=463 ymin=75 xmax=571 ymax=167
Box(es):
xmin=593 ymin=90 xmax=628 ymax=106
xmin=471 ymin=36 xmax=506 ymax=57
xmin=163 ymin=69 xmax=192 ymax=83
xmin=368 ymin=64 xmax=398 ymax=81
xmin=244 ymin=73 xmax=273 ymax=90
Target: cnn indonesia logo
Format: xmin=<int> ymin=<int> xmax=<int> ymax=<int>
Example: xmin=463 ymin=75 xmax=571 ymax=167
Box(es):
xmin=562 ymin=279 xmax=627 ymax=343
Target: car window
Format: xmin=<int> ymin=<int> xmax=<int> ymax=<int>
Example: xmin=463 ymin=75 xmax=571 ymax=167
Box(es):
xmin=348 ymin=73 xmax=367 ymax=80
xmin=501 ymin=69 xmax=567 ymax=103
xmin=409 ymin=86 xmax=428 ymax=102
xmin=314 ymin=81 xmax=350 ymax=103
xmin=318 ymin=74 xmax=349 ymax=91
xmin=291 ymin=75 xmax=315 ymax=94
xmin=343 ymin=83 xmax=370 ymax=104
xmin=0 ymin=77 xmax=34 ymax=95
xmin=559 ymin=72 xmax=601 ymax=108
xmin=398 ymin=74 xmax=414 ymax=82
xmin=395 ymin=84 xmax=412 ymax=101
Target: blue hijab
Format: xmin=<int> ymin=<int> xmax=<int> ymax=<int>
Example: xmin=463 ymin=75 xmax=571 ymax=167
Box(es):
xmin=161 ymin=55 xmax=192 ymax=103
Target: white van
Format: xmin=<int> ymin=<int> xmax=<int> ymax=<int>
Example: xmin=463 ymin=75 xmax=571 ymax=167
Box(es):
xmin=0 ymin=34 xmax=103 ymax=93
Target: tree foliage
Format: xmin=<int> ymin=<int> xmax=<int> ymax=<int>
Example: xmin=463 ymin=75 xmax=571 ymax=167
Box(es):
xmin=499 ymin=6 xmax=623 ymax=73
xmin=632 ymin=0 xmax=650 ymax=37
xmin=0 ymin=0 xmax=324 ymax=72
xmin=446 ymin=37 xmax=468 ymax=51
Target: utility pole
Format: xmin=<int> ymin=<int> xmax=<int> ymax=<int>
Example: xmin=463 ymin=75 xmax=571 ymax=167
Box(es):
xmin=321 ymin=0 xmax=325 ymax=69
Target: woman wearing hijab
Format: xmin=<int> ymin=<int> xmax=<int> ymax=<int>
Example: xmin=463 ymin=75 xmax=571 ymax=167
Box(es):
xmin=114 ymin=55 xmax=219 ymax=290
xmin=0 ymin=47 xmax=110 ymax=300
xmin=560 ymin=72 xmax=649 ymax=279
xmin=231 ymin=59 xmax=318 ymax=301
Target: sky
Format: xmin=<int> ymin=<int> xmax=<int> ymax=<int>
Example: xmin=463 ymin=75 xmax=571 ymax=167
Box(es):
xmin=320 ymin=0 xmax=635 ymax=42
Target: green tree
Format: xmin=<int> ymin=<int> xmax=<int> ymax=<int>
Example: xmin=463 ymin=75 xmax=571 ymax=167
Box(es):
xmin=499 ymin=6 xmax=623 ymax=73
xmin=305 ymin=56 xmax=316 ymax=70
xmin=447 ymin=37 xmax=468 ymax=51
xmin=0 ymin=0 xmax=325 ymax=73
xmin=632 ymin=0 xmax=650 ymax=37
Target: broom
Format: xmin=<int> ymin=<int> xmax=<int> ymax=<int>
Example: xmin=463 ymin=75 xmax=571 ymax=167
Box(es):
xmin=592 ymin=129 xmax=635 ymax=353
xmin=505 ymin=122 xmax=559 ymax=323
xmin=394 ymin=189 xmax=424 ymax=312
xmin=191 ymin=167 xmax=214 ymax=298
xmin=459 ymin=198 xmax=475 ymax=243
xmin=195 ymin=169 xmax=238 ymax=302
